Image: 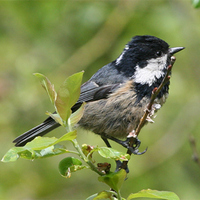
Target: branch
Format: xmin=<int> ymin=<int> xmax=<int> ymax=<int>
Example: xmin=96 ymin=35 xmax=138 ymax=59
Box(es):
xmin=120 ymin=56 xmax=177 ymax=170
xmin=189 ymin=135 xmax=200 ymax=168
xmin=135 ymin=56 xmax=176 ymax=138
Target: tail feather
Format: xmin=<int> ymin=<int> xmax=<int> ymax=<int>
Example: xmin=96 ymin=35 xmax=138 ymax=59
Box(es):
xmin=13 ymin=117 xmax=60 ymax=147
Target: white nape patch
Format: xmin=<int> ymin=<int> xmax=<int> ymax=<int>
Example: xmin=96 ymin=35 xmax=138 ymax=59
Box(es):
xmin=124 ymin=44 xmax=129 ymax=50
xmin=134 ymin=54 xmax=168 ymax=86
xmin=116 ymin=45 xmax=129 ymax=65
xmin=116 ymin=51 xmax=125 ymax=65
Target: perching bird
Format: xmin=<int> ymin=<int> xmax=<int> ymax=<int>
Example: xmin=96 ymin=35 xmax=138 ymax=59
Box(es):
xmin=13 ymin=35 xmax=184 ymax=154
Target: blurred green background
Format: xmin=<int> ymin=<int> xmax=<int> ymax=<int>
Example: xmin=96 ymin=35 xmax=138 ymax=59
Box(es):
xmin=0 ymin=0 xmax=200 ymax=199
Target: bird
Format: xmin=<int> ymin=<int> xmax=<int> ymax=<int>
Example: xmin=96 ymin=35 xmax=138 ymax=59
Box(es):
xmin=13 ymin=35 xmax=184 ymax=155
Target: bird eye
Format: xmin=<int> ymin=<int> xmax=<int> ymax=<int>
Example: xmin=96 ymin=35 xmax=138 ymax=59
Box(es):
xmin=156 ymin=51 xmax=162 ymax=57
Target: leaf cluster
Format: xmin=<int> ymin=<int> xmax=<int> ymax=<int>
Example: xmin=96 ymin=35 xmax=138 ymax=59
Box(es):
xmin=2 ymin=72 xmax=180 ymax=200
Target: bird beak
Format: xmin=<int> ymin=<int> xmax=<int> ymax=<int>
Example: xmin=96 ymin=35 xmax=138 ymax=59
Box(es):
xmin=169 ymin=47 xmax=185 ymax=55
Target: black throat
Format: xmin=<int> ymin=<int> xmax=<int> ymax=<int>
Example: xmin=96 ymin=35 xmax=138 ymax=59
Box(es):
xmin=133 ymin=76 xmax=170 ymax=104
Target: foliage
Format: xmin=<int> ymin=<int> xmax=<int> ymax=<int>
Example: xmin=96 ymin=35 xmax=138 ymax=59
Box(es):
xmin=192 ymin=0 xmax=200 ymax=8
xmin=2 ymin=73 xmax=180 ymax=199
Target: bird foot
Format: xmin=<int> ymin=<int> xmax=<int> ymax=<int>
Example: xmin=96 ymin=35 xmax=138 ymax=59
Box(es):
xmin=101 ymin=134 xmax=147 ymax=155
xmin=115 ymin=160 xmax=129 ymax=173
xmin=120 ymin=137 xmax=147 ymax=155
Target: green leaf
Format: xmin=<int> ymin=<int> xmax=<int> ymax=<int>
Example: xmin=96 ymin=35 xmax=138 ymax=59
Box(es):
xmin=97 ymin=147 xmax=130 ymax=161
xmin=1 ymin=131 xmax=77 ymax=162
xmin=34 ymin=144 xmax=68 ymax=158
xmin=192 ymin=0 xmax=200 ymax=8
xmin=82 ymin=144 xmax=94 ymax=157
xmin=55 ymin=130 xmax=77 ymax=143
xmin=34 ymin=72 xmax=84 ymax=124
xmin=34 ymin=73 xmax=56 ymax=104
xmin=25 ymin=131 xmax=77 ymax=149
xmin=24 ymin=136 xmax=58 ymax=150
xmin=85 ymin=193 xmax=98 ymax=200
xmin=55 ymin=71 xmax=84 ymax=123
xmin=1 ymin=144 xmax=68 ymax=161
xmin=55 ymin=84 xmax=71 ymax=124
xmin=59 ymin=157 xmax=88 ymax=178
xmin=68 ymin=102 xmax=85 ymax=127
xmin=98 ymin=169 xmax=126 ymax=192
xmin=56 ymin=71 xmax=84 ymax=122
xmin=46 ymin=112 xmax=64 ymax=126
xmin=62 ymin=71 xmax=84 ymax=108
xmin=86 ymin=191 xmax=120 ymax=200
xmin=1 ymin=147 xmax=25 ymax=162
xmin=127 ymin=189 xmax=180 ymax=200
xmin=93 ymin=191 xmax=112 ymax=200
xmin=25 ymin=130 xmax=76 ymax=149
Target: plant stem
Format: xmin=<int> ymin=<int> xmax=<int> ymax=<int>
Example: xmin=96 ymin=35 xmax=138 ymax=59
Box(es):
xmin=65 ymin=119 xmax=104 ymax=176
xmin=71 ymin=138 xmax=104 ymax=176
xmin=189 ymin=135 xmax=200 ymax=168
xmin=105 ymin=190 xmax=122 ymax=200
xmin=117 ymin=190 xmax=122 ymax=200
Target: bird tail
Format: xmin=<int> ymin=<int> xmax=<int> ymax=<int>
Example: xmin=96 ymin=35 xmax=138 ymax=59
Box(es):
xmin=13 ymin=117 xmax=60 ymax=147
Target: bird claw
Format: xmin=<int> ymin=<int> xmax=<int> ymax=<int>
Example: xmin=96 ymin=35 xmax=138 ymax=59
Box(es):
xmin=121 ymin=137 xmax=147 ymax=155
xmin=129 ymin=147 xmax=148 ymax=155
xmin=101 ymin=134 xmax=147 ymax=155
xmin=115 ymin=160 xmax=129 ymax=173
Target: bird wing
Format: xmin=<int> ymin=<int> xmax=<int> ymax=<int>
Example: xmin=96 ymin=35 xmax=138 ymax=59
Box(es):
xmin=72 ymin=80 xmax=120 ymax=111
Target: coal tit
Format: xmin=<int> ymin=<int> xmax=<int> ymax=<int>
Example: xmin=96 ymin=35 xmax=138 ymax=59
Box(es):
xmin=13 ymin=35 xmax=184 ymax=153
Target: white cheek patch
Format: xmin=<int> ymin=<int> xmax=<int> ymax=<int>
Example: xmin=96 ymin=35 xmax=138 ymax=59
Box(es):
xmin=134 ymin=54 xmax=168 ymax=86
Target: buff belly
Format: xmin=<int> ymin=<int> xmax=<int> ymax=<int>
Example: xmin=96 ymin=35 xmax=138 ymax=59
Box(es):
xmin=78 ymin=92 xmax=150 ymax=138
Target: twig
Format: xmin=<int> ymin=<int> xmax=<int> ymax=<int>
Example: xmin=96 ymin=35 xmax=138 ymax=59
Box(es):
xmin=121 ymin=56 xmax=177 ymax=170
xmin=189 ymin=135 xmax=200 ymax=168
xmin=135 ymin=56 xmax=176 ymax=138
